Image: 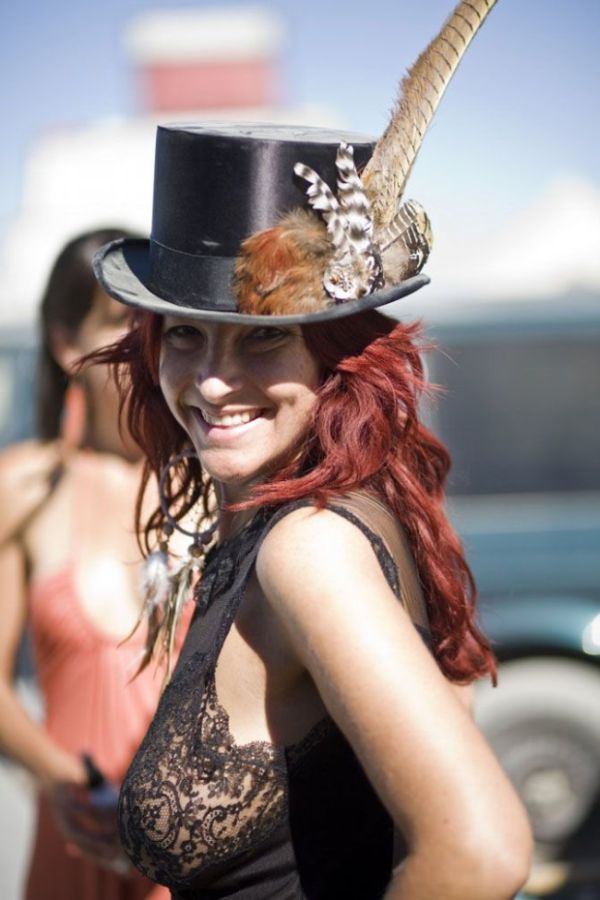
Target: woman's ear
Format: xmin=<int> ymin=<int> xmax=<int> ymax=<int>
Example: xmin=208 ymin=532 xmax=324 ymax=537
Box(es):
xmin=48 ymin=325 xmax=81 ymax=376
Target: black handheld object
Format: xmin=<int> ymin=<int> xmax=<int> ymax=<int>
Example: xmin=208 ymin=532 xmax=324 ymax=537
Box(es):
xmin=82 ymin=753 xmax=106 ymax=790
xmin=81 ymin=753 xmax=120 ymax=811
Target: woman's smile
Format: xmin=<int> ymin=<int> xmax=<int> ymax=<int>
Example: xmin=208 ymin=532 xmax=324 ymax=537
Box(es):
xmin=189 ymin=405 xmax=269 ymax=445
xmin=194 ymin=407 xmax=265 ymax=429
xmin=159 ymin=318 xmax=321 ymax=500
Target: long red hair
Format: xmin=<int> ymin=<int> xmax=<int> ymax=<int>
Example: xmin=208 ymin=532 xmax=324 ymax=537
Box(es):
xmin=97 ymin=308 xmax=495 ymax=683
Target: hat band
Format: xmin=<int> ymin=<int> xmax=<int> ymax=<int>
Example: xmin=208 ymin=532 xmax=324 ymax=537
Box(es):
xmin=148 ymin=240 xmax=238 ymax=312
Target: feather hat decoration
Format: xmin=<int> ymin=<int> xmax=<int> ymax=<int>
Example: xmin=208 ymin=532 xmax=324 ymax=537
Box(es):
xmin=95 ymin=0 xmax=497 ymax=324
xmin=235 ymin=0 xmax=497 ymax=314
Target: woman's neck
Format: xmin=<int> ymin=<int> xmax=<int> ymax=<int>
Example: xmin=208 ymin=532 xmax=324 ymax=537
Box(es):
xmin=214 ymin=480 xmax=261 ymax=542
xmin=217 ymin=509 xmax=257 ymax=543
xmin=81 ymin=423 xmax=142 ymax=463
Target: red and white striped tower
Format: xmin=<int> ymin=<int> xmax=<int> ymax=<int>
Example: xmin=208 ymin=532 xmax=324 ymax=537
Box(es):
xmin=124 ymin=8 xmax=285 ymax=113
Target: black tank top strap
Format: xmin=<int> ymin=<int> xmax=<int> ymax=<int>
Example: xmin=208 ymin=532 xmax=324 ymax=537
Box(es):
xmin=249 ymin=499 xmax=398 ymax=595
xmin=191 ymin=496 xmax=432 ymax=670
xmin=325 ymin=503 xmax=402 ymax=597
xmin=191 ymin=506 xmax=273 ymax=662
xmin=250 ymin=497 xmax=433 ymax=649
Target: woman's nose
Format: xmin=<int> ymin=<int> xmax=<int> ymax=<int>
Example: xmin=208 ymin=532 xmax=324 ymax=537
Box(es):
xmin=195 ymin=347 xmax=243 ymax=404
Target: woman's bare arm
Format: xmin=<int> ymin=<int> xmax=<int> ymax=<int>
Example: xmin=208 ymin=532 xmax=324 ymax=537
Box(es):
xmin=0 ymin=445 xmax=87 ymax=788
xmin=256 ymin=506 xmax=532 ymax=900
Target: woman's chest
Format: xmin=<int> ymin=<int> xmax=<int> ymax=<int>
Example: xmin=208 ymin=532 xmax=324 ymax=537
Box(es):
xmin=118 ymin=553 xmax=323 ymax=884
xmin=25 ymin=473 xmax=145 ymax=641
xmin=118 ymin=640 xmax=289 ymax=889
xmin=214 ymin=570 xmax=326 ymax=747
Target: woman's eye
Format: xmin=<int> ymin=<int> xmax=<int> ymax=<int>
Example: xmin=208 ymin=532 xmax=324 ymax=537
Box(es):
xmin=163 ymin=324 xmax=202 ymax=345
xmin=247 ymin=327 xmax=288 ymax=344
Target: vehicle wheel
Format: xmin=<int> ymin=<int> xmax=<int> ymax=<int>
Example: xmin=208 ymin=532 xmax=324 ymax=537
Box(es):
xmin=475 ymin=657 xmax=600 ymax=855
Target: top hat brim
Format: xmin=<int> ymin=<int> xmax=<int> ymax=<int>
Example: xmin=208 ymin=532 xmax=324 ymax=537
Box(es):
xmin=94 ymin=238 xmax=430 ymax=326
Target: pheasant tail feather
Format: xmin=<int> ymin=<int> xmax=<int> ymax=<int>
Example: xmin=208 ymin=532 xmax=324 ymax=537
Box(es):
xmin=363 ymin=0 xmax=498 ymax=232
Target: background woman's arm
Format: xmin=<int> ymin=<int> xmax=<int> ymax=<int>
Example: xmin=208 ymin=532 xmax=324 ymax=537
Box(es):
xmin=0 ymin=535 xmax=87 ymax=788
xmin=0 ymin=445 xmax=87 ymax=789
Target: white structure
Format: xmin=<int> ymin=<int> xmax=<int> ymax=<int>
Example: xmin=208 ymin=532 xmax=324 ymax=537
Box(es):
xmin=124 ymin=8 xmax=286 ymax=111
xmin=422 ymin=176 xmax=600 ymax=306
xmin=0 ymin=7 xmax=339 ymax=326
xmin=125 ymin=7 xmax=285 ymax=64
xmin=2 ymin=6 xmax=600 ymax=325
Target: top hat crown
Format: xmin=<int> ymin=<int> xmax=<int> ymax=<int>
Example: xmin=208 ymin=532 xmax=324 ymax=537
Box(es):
xmin=94 ymin=123 xmax=429 ymax=324
xmin=95 ymin=2 xmax=499 ymax=324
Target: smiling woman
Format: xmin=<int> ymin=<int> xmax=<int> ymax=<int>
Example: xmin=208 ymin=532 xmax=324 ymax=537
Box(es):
xmin=158 ymin=320 xmax=321 ymax=501
xmin=88 ymin=2 xmax=533 ymax=897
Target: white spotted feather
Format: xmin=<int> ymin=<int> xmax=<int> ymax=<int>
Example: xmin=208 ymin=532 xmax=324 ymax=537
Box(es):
xmin=295 ymin=150 xmax=383 ymax=300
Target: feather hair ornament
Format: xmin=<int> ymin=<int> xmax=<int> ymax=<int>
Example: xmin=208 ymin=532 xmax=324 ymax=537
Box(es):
xmin=123 ymin=451 xmax=219 ymax=687
xmin=234 ymin=0 xmax=497 ymax=312
xmin=125 ymin=523 xmax=217 ymax=687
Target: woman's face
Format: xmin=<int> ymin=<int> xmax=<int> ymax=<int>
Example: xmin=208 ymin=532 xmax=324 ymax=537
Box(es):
xmin=73 ymin=287 xmax=130 ymax=358
xmin=159 ymin=317 xmax=321 ymax=501
xmin=57 ymin=288 xmax=140 ymax=459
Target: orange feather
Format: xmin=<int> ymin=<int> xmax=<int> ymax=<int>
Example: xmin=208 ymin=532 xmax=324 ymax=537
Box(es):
xmin=234 ymin=210 xmax=334 ymax=315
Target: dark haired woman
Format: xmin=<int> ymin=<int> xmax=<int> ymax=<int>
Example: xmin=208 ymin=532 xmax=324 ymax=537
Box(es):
xmin=0 ymin=229 xmax=172 ymax=899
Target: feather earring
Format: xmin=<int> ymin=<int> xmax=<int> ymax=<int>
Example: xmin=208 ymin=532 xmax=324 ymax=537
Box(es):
xmin=125 ymin=450 xmax=219 ymax=686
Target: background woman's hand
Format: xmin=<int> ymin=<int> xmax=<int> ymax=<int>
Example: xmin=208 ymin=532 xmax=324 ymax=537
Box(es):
xmin=50 ymin=777 xmax=132 ymax=874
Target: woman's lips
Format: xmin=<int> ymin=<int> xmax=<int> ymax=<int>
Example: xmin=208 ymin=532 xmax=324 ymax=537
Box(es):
xmin=190 ymin=406 xmax=265 ymax=437
xmin=199 ymin=408 xmax=263 ymax=427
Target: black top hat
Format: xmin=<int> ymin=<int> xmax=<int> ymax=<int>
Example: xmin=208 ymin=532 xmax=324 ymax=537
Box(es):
xmin=94 ymin=124 xmax=429 ymax=325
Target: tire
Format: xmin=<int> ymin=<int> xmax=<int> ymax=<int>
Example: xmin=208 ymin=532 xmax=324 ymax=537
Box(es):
xmin=474 ymin=657 xmax=600 ymax=854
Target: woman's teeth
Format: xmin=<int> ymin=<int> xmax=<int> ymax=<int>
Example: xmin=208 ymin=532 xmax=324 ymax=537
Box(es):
xmin=200 ymin=409 xmax=261 ymax=427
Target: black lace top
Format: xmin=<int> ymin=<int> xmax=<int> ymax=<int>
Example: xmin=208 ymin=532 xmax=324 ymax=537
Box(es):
xmin=119 ymin=501 xmax=430 ymax=899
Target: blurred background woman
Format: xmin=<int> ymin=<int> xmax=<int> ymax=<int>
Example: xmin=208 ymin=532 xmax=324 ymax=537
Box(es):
xmin=0 ymin=229 xmax=171 ymax=900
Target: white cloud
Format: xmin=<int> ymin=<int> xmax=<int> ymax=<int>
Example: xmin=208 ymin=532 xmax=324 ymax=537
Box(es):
xmin=425 ymin=175 xmax=600 ymax=303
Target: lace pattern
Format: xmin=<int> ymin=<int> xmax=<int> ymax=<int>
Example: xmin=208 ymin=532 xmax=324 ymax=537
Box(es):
xmin=118 ymin=498 xmax=409 ymax=891
xmin=119 ymin=649 xmax=287 ymax=888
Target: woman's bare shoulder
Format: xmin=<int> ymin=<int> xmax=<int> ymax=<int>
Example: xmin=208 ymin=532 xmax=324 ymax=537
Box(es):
xmin=0 ymin=438 xmax=62 ymax=483
xmin=0 ymin=440 xmax=63 ymax=542
xmin=257 ymin=503 xmax=389 ymax=607
xmin=259 ymin=502 xmax=355 ymax=551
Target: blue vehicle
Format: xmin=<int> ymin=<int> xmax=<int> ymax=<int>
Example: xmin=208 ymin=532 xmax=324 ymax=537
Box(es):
xmin=0 ymin=325 xmax=36 ymax=449
xmin=422 ymin=291 xmax=600 ymax=868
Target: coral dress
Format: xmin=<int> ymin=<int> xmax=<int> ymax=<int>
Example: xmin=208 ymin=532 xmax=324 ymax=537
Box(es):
xmin=23 ymin=461 xmax=187 ymax=900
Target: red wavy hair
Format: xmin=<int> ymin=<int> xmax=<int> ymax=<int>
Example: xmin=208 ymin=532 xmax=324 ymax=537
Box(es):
xmin=97 ymin=308 xmax=495 ymax=684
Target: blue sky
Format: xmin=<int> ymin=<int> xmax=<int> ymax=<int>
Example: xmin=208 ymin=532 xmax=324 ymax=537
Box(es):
xmin=1 ymin=0 xmax=599 ymax=240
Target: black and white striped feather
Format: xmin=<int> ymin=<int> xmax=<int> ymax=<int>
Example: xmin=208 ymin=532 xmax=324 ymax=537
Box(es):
xmin=294 ymin=146 xmax=384 ymax=300
xmin=292 ymin=162 xmax=348 ymax=253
